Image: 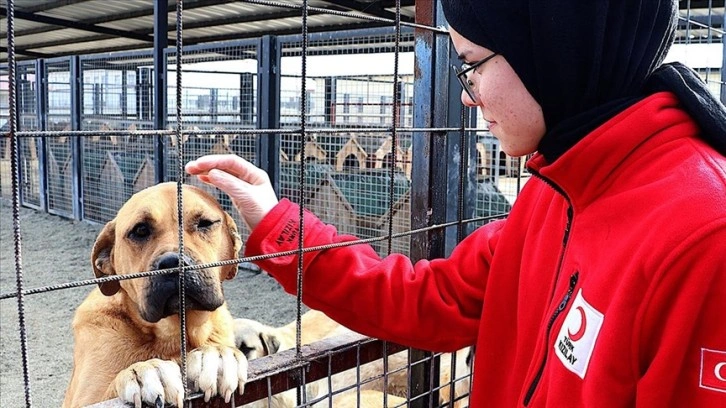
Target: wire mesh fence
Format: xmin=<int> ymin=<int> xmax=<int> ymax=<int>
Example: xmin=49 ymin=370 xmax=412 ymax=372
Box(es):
xmin=1 ymin=0 xmax=724 ymax=407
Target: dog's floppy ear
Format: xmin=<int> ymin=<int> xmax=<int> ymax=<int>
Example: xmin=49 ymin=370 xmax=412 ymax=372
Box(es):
xmin=234 ymin=318 xmax=279 ymax=359
xmin=260 ymin=331 xmax=281 ymax=355
xmin=91 ymin=220 xmax=120 ymax=296
xmin=222 ymin=211 xmax=242 ymax=280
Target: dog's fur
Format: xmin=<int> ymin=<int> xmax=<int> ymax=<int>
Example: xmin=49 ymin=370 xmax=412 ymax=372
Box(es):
xmin=234 ymin=310 xmax=472 ymax=408
xmin=63 ymin=182 xmax=247 ymax=408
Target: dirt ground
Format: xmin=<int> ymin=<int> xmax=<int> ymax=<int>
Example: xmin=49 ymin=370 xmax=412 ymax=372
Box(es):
xmin=0 ymin=198 xmax=304 ymax=407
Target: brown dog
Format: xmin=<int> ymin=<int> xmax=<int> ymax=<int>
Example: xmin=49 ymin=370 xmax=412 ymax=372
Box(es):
xmin=234 ymin=310 xmax=471 ymax=408
xmin=63 ymin=182 xmax=247 ymax=408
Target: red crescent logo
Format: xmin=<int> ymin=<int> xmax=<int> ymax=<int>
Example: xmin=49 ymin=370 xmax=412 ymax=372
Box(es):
xmin=568 ymin=306 xmax=587 ymax=342
xmin=716 ymin=362 xmax=726 ymax=382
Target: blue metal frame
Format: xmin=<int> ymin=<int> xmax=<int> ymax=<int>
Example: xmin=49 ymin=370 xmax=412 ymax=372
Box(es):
xmin=257 ymin=35 xmax=282 ymax=194
xmin=15 ymin=60 xmax=37 ymax=210
xmin=35 ymin=58 xmax=48 ymax=212
xmin=70 ymin=56 xmax=83 ymax=220
xmin=154 ymin=0 xmax=168 ymax=184
xmin=410 ymin=0 xmax=454 ymax=263
xmin=409 ymin=1 xmax=464 ymax=406
xmin=44 ymin=56 xmax=76 ymax=219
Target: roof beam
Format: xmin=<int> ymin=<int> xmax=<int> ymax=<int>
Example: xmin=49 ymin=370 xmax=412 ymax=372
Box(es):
xmin=161 ymin=4 xmax=413 ymax=35
xmin=136 ymin=6 xmax=412 ymax=38
xmin=0 ymin=7 xmax=155 ymax=43
xmin=0 ymin=46 xmax=55 ymax=59
xmin=19 ymin=0 xmax=90 ymax=14
xmin=177 ymin=9 xmax=305 ymax=32
xmin=9 ymin=0 xmax=237 ymax=38
xmin=13 ymin=33 xmax=126 ymax=54
xmin=679 ymin=0 xmax=724 ymax=9
xmin=678 ymin=13 xmax=724 ymax=29
xmin=319 ymin=0 xmax=410 ymax=22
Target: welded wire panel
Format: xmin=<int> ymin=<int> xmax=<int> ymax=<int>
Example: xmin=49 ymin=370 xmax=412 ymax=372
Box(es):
xmin=81 ymin=53 xmax=155 ymax=130
xmin=279 ymin=28 xmax=414 ymax=130
xmin=79 ymin=52 xmax=158 ymax=223
xmin=166 ymin=45 xmax=258 ymax=128
xmin=669 ymin=5 xmax=724 ymax=97
xmin=164 ymin=43 xmax=259 ymax=241
xmin=45 ymin=59 xmax=74 ymax=216
xmin=278 ymin=72 xmax=414 ymax=129
xmin=278 ymin=129 xmax=412 ymax=257
xmin=278 ymin=31 xmax=415 ymax=257
xmin=15 ymin=63 xmax=41 ymax=208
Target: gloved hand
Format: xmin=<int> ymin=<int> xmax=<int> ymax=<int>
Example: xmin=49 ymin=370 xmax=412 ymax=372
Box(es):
xmin=185 ymin=154 xmax=279 ymax=230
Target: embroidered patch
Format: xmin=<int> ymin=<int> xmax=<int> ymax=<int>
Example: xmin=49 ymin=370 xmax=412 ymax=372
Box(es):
xmin=554 ymin=289 xmax=604 ymax=379
xmin=700 ymin=348 xmax=726 ymax=393
xmin=275 ymin=218 xmax=299 ymax=246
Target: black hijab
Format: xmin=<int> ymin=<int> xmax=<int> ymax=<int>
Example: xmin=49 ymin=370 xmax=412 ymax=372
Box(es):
xmin=441 ymin=0 xmax=726 ymax=162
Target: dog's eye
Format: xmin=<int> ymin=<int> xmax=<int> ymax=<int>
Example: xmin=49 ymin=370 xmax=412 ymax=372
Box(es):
xmin=238 ymin=344 xmax=257 ymax=358
xmin=196 ymin=218 xmax=220 ymax=232
xmin=128 ymin=222 xmax=152 ymax=241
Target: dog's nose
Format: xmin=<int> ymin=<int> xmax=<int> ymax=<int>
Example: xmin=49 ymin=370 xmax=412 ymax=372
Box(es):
xmin=155 ymin=252 xmax=181 ymax=270
xmin=153 ymin=252 xmax=194 ymax=271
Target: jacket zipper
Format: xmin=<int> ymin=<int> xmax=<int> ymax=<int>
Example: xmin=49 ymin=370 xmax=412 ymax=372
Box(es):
xmin=523 ymin=270 xmax=579 ymax=405
xmin=522 ymin=168 xmax=575 ymax=406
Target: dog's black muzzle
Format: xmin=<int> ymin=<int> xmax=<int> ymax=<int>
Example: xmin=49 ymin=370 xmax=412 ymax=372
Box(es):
xmin=140 ymin=251 xmax=225 ymax=323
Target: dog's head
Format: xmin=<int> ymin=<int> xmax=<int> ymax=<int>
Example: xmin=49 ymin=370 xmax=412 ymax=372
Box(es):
xmin=91 ymin=182 xmax=242 ymax=323
xmin=232 ymin=318 xmax=281 ymax=360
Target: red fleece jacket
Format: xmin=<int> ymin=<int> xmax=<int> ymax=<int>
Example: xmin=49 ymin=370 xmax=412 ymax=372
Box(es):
xmin=246 ymin=92 xmax=726 ymax=407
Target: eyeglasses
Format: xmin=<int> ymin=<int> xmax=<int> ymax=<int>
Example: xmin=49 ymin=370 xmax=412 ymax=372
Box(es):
xmin=452 ymin=53 xmax=498 ymax=103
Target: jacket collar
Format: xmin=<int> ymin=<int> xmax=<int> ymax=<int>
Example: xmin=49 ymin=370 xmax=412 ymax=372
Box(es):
xmin=526 ymin=92 xmax=697 ymax=210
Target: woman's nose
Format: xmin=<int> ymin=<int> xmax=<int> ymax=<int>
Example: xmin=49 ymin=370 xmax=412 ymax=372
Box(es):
xmin=461 ymin=89 xmax=477 ymax=107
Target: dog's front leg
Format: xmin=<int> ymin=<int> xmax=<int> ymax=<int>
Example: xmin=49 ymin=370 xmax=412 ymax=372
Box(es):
xmin=187 ymin=344 xmax=249 ymax=403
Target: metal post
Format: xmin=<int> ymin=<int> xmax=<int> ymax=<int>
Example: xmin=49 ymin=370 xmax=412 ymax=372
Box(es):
xmin=121 ymin=68 xmax=128 ymax=121
xmin=240 ymin=72 xmax=254 ymax=125
xmin=70 ymin=55 xmax=83 ymax=220
xmin=138 ymin=68 xmax=151 ymax=121
xmin=409 ymin=0 xmax=456 ymax=406
xmin=35 ymin=59 xmax=48 ymax=211
xmin=153 ymin=0 xmax=168 ymax=183
xmin=14 ymin=64 xmax=25 ymax=207
xmin=93 ymin=83 xmax=102 ymax=116
xmin=395 ymin=80 xmax=404 ymax=127
xmin=210 ymin=88 xmax=218 ymax=123
xmin=257 ymin=35 xmax=281 ymax=192
xmin=445 ymin=43 xmax=476 ymax=252
xmin=410 ymin=0 xmax=452 ymax=271
xmin=324 ymin=77 xmax=336 ymax=126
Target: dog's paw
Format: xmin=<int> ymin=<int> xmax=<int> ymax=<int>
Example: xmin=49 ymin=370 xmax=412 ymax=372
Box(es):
xmin=114 ymin=358 xmax=185 ymax=408
xmin=187 ymin=344 xmax=248 ymax=403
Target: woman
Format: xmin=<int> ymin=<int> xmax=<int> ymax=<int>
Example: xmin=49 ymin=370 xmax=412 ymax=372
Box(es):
xmin=186 ymin=1 xmax=726 ymax=406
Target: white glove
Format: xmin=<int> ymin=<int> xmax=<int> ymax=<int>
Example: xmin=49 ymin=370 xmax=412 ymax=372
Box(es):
xmin=186 ymin=154 xmax=279 ymax=230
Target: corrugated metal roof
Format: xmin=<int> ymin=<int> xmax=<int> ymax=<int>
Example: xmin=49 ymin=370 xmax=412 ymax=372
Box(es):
xmin=1 ymin=0 xmax=417 ymax=61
